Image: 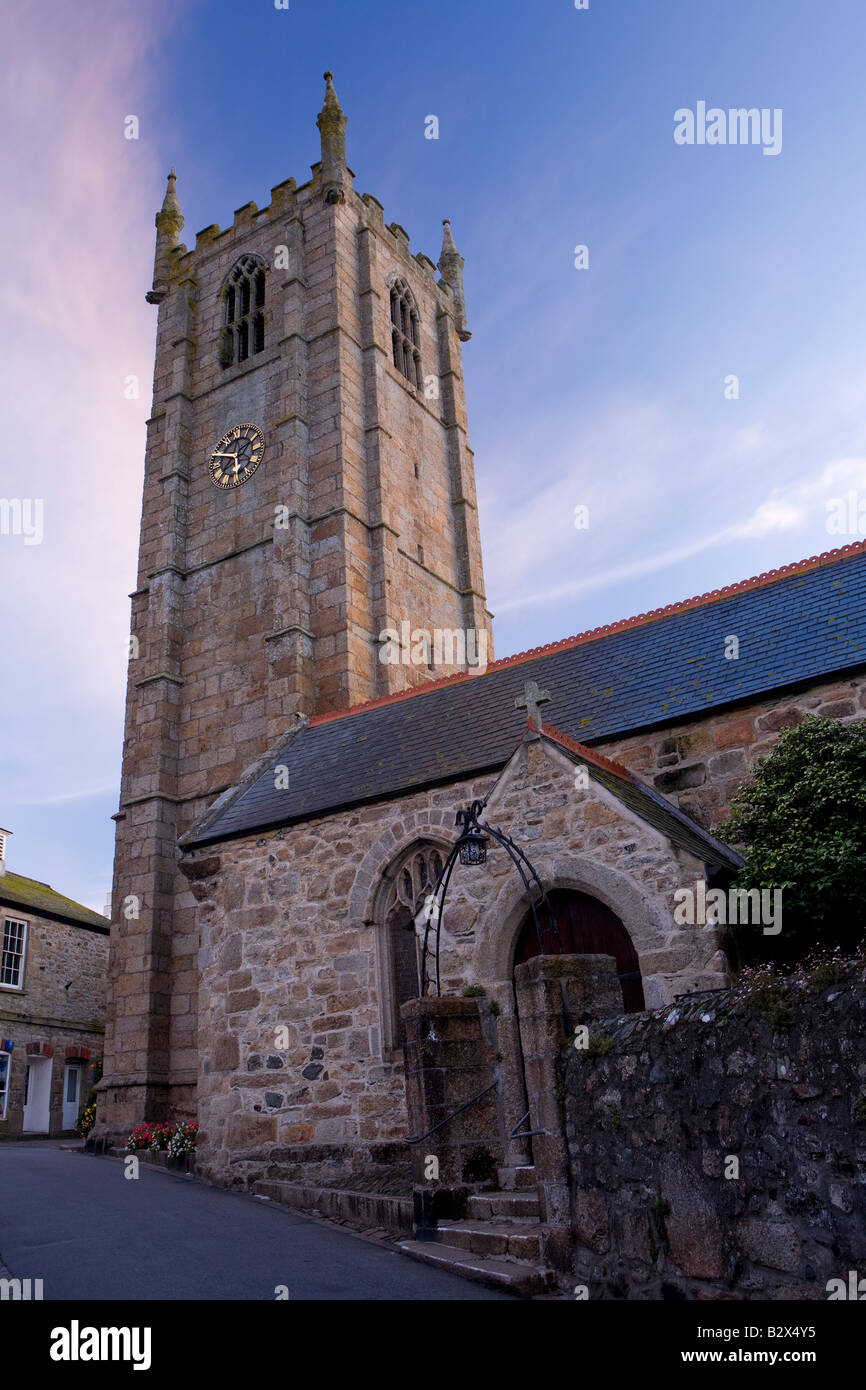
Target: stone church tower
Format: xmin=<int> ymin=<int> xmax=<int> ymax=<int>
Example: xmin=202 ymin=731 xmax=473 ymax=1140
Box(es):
xmin=97 ymin=75 xmax=492 ymax=1137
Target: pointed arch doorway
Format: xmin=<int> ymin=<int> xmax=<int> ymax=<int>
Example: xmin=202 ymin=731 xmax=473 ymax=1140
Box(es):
xmin=513 ymin=887 xmax=645 ymax=1012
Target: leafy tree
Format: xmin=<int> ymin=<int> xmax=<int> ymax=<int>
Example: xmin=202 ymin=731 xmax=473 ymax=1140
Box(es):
xmin=719 ymin=715 xmax=866 ymax=960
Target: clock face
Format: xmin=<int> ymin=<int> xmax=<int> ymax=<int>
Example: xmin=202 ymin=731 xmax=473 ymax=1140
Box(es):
xmin=208 ymin=423 xmax=265 ymax=489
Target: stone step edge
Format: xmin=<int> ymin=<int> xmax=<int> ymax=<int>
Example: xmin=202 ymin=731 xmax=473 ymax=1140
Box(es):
xmin=253 ymin=1179 xmax=413 ymax=1235
xmin=431 ymin=1222 xmax=544 ymax=1259
xmin=436 ymin=1221 xmax=547 ymax=1239
xmin=467 ymin=1195 xmax=540 ymax=1214
xmin=398 ymin=1240 xmax=554 ymax=1297
xmin=497 ymin=1166 xmax=538 ymax=1191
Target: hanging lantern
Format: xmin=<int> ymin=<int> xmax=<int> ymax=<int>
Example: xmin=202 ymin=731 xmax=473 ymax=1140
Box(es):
xmin=421 ymin=797 xmax=561 ymax=997
xmin=456 ymin=802 xmax=490 ymax=866
xmin=458 ymin=830 xmax=489 ymax=866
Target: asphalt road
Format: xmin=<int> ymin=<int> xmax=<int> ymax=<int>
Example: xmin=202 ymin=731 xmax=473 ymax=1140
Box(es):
xmin=0 ymin=1142 xmax=508 ymax=1301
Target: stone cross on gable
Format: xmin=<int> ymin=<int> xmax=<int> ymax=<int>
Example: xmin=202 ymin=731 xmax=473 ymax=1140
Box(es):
xmin=515 ymin=679 xmax=551 ymax=732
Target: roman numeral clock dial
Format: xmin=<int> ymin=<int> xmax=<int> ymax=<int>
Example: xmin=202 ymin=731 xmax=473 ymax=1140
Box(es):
xmin=208 ymin=423 xmax=265 ymax=489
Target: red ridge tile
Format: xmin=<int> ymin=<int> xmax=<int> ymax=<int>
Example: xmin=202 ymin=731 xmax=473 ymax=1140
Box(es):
xmin=309 ymin=539 xmax=866 ymax=730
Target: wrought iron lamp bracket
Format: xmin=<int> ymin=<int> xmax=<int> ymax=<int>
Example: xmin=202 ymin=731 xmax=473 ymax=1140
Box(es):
xmin=418 ymin=799 xmax=563 ymax=997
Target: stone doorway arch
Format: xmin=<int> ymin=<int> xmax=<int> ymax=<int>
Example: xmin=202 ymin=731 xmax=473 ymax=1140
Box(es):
xmin=513 ymin=888 xmax=645 ymax=1013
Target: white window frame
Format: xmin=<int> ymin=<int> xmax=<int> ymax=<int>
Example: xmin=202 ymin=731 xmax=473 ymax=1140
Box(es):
xmin=1 ymin=917 xmax=28 ymax=990
xmin=65 ymin=1064 xmax=80 ymax=1105
xmin=0 ymin=1049 xmax=10 ymax=1121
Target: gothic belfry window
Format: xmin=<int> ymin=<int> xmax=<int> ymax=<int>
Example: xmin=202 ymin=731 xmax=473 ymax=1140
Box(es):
xmin=220 ymin=255 xmax=266 ymax=367
xmin=390 ymin=280 xmax=422 ymax=388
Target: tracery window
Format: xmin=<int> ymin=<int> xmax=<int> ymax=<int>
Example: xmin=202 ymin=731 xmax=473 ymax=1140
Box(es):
xmin=381 ymin=844 xmax=445 ymax=1048
xmin=390 ymin=280 xmax=422 ymax=388
xmin=220 ymin=255 xmax=265 ymax=367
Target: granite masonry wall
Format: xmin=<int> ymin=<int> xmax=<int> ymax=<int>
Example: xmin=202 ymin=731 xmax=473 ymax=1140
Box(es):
xmin=0 ymin=911 xmax=107 ymax=1026
xmin=562 ymin=975 xmax=866 ymax=1299
xmin=599 ymin=671 xmax=866 ymax=833
xmin=0 ymin=910 xmax=107 ymax=1138
xmin=180 ymin=735 xmax=723 ymax=1189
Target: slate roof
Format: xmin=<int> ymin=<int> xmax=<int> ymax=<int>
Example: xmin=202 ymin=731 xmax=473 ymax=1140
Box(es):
xmin=541 ymin=724 xmax=743 ymax=871
xmin=0 ymin=871 xmax=110 ymax=933
xmin=183 ymin=541 xmax=866 ymax=848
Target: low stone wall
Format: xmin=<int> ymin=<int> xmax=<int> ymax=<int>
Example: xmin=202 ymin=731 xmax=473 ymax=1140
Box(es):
xmin=99 ymin=1145 xmax=196 ymax=1176
xmin=562 ymin=976 xmax=866 ymax=1298
xmin=253 ymin=1180 xmax=413 ymax=1235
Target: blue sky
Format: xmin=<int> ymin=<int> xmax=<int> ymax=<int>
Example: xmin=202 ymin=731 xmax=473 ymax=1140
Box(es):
xmin=3 ymin=0 xmax=866 ymax=909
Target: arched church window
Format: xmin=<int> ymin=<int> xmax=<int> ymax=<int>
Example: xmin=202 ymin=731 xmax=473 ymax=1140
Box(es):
xmin=381 ymin=843 xmax=444 ymax=1049
xmin=220 ymin=255 xmax=266 ymax=367
xmin=390 ymin=280 xmax=422 ymax=389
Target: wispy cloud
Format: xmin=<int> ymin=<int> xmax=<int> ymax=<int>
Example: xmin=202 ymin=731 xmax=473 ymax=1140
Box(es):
xmin=10 ymin=785 xmax=119 ymax=808
xmin=490 ymin=447 xmax=866 ymax=615
xmin=735 ymin=458 xmax=866 ymax=538
xmin=0 ymin=0 xmax=185 ymax=894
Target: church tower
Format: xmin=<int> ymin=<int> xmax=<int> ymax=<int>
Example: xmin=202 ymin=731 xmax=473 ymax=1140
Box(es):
xmin=96 ymin=75 xmax=492 ymax=1138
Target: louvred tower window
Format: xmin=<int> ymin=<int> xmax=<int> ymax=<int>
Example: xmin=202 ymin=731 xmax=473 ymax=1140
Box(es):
xmin=220 ymin=255 xmax=266 ymax=367
xmin=390 ymin=280 xmax=422 ymax=388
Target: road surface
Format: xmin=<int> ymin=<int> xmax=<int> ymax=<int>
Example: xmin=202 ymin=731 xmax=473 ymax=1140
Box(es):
xmin=0 ymin=1141 xmax=508 ymax=1301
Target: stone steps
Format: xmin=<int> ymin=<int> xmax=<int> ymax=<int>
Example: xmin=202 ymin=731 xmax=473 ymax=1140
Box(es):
xmin=434 ymin=1220 xmax=545 ymax=1261
xmin=396 ymin=1240 xmax=554 ymax=1298
xmin=497 ymin=1165 xmax=537 ymax=1191
xmin=467 ymin=1191 xmax=540 ymax=1221
xmin=398 ymin=1171 xmax=558 ymax=1298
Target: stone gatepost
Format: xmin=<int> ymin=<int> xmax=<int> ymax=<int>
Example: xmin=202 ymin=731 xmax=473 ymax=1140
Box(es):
xmin=514 ymin=953 xmax=621 ymax=1269
xmin=489 ymin=983 xmax=533 ymax=1170
xmin=401 ymin=996 xmax=504 ymax=1236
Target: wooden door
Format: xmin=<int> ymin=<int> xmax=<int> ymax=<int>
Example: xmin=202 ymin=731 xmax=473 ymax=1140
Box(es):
xmin=514 ymin=888 xmax=645 ymax=1012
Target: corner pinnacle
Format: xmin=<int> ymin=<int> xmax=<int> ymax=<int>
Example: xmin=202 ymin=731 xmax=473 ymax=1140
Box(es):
xmin=160 ymin=168 xmax=181 ymax=217
xmin=317 ymin=71 xmax=348 ymax=204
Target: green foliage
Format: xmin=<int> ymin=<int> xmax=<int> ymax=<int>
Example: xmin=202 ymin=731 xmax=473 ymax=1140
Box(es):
xmin=74 ymin=1058 xmax=103 ymax=1138
xmin=805 ymin=955 xmax=848 ymax=992
xmin=719 ymin=716 xmax=866 ymax=959
xmin=167 ymin=1120 xmax=199 ymax=1158
xmin=732 ymin=945 xmax=865 ymax=1030
xmin=75 ymin=1100 xmax=97 ymax=1138
xmin=732 ymin=961 xmax=793 ymax=1029
xmin=461 ymin=984 xmax=485 ymax=998
xmin=572 ymin=1030 xmax=614 ymax=1059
